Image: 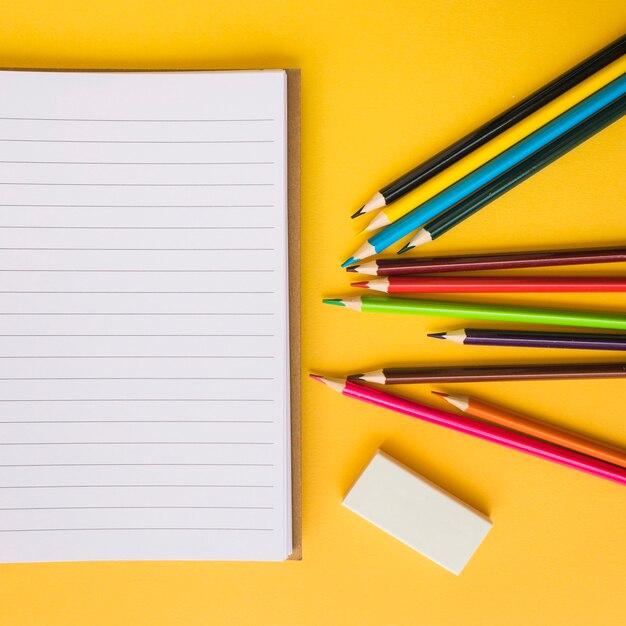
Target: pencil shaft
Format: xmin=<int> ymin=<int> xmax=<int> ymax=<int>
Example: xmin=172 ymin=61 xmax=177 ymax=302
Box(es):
xmin=358 ymin=296 xmax=626 ymax=330
xmin=382 ymin=276 xmax=626 ymax=293
xmin=340 ymin=380 xmax=626 ymax=487
xmin=370 ymin=54 xmax=626 ymax=228
xmin=365 ymin=363 xmax=626 ymax=384
xmin=365 ymin=75 xmax=626 ymax=257
xmin=422 ymin=96 xmax=626 ymax=241
xmin=347 ymin=246 xmax=626 ymax=275
xmin=462 ymin=328 xmax=626 ymax=351
xmin=461 ymin=396 xmax=626 ymax=469
xmin=378 ymin=34 xmax=626 ymax=205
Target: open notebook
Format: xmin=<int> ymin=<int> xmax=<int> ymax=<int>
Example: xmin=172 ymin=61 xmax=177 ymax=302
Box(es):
xmin=0 ymin=69 xmax=300 ymax=562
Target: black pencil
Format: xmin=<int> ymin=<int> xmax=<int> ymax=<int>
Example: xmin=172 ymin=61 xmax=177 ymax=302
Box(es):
xmin=353 ymin=33 xmax=626 ymax=218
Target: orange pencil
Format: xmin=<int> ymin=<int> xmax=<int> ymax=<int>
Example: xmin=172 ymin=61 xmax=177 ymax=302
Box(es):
xmin=432 ymin=391 xmax=626 ymax=469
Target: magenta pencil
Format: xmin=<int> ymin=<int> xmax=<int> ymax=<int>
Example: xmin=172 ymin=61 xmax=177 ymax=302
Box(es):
xmin=310 ymin=374 xmax=626 ymax=487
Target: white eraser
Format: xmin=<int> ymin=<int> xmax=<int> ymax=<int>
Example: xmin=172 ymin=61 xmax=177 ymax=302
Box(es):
xmin=343 ymin=451 xmax=492 ymax=574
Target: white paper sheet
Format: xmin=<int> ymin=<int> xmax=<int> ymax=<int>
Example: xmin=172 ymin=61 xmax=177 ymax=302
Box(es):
xmin=0 ymin=69 xmax=291 ymax=562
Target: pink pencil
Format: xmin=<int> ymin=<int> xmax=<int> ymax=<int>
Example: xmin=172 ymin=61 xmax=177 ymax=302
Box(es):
xmin=310 ymin=374 xmax=626 ymax=488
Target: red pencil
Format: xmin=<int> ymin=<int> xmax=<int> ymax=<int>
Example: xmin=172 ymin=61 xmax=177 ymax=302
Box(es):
xmin=352 ymin=276 xmax=626 ymax=294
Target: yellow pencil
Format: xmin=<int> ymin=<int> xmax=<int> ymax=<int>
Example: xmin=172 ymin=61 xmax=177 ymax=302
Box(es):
xmin=361 ymin=54 xmax=626 ymax=233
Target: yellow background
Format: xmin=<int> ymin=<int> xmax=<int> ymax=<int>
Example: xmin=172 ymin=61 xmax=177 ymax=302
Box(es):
xmin=1 ymin=1 xmax=626 ymax=624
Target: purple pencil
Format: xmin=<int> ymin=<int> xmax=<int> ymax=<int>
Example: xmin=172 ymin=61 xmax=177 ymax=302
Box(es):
xmin=429 ymin=328 xmax=626 ymax=351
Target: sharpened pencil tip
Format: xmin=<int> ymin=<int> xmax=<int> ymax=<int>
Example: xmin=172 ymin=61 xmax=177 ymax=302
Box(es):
xmin=309 ymin=373 xmax=324 ymax=383
xmin=351 ymin=206 xmax=365 ymax=219
xmin=351 ymin=281 xmax=368 ymax=289
xmin=397 ymin=242 xmax=414 ymax=255
xmin=427 ymin=332 xmax=446 ymax=340
xmin=322 ymin=298 xmax=346 ymax=307
xmin=345 ymin=265 xmax=360 ymax=273
xmin=430 ymin=391 xmax=447 ymax=398
xmin=341 ymin=256 xmax=357 ymax=268
xmin=347 ymin=373 xmax=364 ymax=380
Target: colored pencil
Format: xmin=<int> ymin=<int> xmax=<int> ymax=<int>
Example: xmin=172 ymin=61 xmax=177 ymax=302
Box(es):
xmin=351 ymin=275 xmax=626 ymax=294
xmin=432 ymin=391 xmax=626 ymax=469
xmin=322 ymin=295 xmax=626 ymax=330
xmin=361 ymin=54 xmax=626 ymax=232
xmin=310 ymin=375 xmax=626 ymax=487
xmin=349 ymin=363 xmax=626 ymax=384
xmin=353 ymin=34 xmax=626 ymax=218
xmin=428 ymin=328 xmax=626 ymax=351
xmin=346 ymin=245 xmax=626 ymax=276
xmin=400 ymin=95 xmax=626 ymax=250
xmin=341 ymin=74 xmax=626 ymax=266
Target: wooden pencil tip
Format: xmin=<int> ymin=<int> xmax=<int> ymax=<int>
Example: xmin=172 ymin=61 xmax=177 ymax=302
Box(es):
xmin=397 ymin=242 xmax=414 ymax=255
xmin=427 ymin=332 xmax=446 ymax=340
xmin=345 ymin=265 xmax=360 ymax=273
xmin=309 ymin=373 xmax=324 ymax=383
xmin=430 ymin=391 xmax=448 ymax=398
xmin=347 ymin=373 xmax=364 ymax=380
xmin=351 ymin=281 xmax=369 ymax=289
xmin=351 ymin=206 xmax=365 ymax=219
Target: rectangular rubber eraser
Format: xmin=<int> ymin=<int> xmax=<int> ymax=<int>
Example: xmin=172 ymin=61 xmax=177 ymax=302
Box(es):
xmin=342 ymin=450 xmax=492 ymax=574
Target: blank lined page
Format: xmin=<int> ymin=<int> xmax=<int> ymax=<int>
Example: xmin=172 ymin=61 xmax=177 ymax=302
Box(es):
xmin=0 ymin=70 xmax=291 ymax=562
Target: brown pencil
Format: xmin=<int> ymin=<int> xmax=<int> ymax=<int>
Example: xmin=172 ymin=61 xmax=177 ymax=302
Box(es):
xmin=349 ymin=363 xmax=626 ymax=384
xmin=345 ymin=246 xmax=626 ymax=276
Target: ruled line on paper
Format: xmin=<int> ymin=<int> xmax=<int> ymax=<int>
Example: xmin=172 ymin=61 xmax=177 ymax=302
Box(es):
xmin=0 ymin=463 xmax=274 ymax=466
xmin=0 ymin=484 xmax=274 ymax=487
xmin=0 ymin=355 xmax=275 ymax=358
xmin=0 ymin=334 xmax=275 ymax=337
xmin=0 ymin=183 xmax=275 ymax=187
xmin=0 ymin=421 xmax=275 ymax=424
xmin=0 ymin=506 xmax=274 ymax=511
xmin=0 ymin=292 xmax=276 ymax=294
xmin=0 ymin=377 xmax=275 ymax=381
xmin=0 ymin=269 xmax=275 ymax=272
xmin=0 ymin=249 xmax=276 ymax=252
xmin=0 ymin=161 xmax=276 ymax=165
xmin=0 ymin=528 xmax=275 ymax=532
xmin=0 ymin=139 xmax=275 ymax=144
xmin=0 ymin=117 xmax=276 ymax=122
xmin=0 ymin=226 xmax=276 ymax=229
xmin=0 ymin=204 xmax=275 ymax=208
xmin=0 ymin=400 xmax=275 ymax=403
xmin=0 ymin=441 xmax=276 ymax=445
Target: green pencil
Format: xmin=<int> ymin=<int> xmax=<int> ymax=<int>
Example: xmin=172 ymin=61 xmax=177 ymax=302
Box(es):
xmin=322 ymin=296 xmax=626 ymax=330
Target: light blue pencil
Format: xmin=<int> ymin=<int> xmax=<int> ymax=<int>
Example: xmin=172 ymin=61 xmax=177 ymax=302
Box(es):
xmin=341 ymin=73 xmax=626 ymax=267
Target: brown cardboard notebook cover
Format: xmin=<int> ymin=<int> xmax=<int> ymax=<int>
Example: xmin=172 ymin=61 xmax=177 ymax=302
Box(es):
xmin=0 ymin=67 xmax=302 ymax=561
xmin=286 ymin=69 xmax=302 ymax=560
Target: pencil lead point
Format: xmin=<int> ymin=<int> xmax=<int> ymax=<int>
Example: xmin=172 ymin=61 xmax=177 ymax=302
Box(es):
xmin=322 ymin=298 xmax=346 ymax=307
xmin=341 ymin=256 xmax=358 ymax=268
xmin=397 ymin=242 xmax=414 ymax=255
xmin=430 ymin=390 xmax=447 ymax=398
xmin=345 ymin=265 xmax=360 ymax=273
xmin=347 ymin=373 xmax=364 ymax=380
xmin=427 ymin=332 xmax=446 ymax=340
xmin=309 ymin=373 xmax=324 ymax=383
xmin=351 ymin=281 xmax=368 ymax=289
xmin=351 ymin=206 xmax=365 ymax=219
